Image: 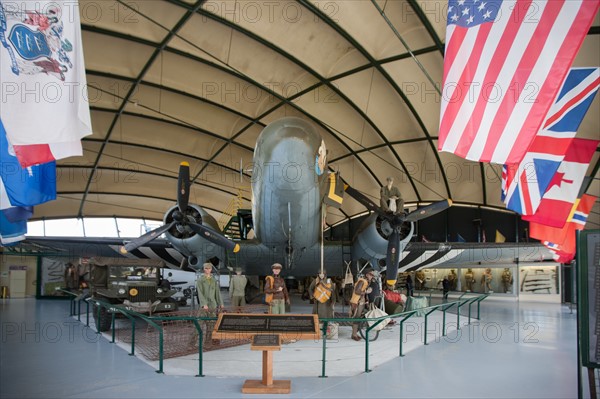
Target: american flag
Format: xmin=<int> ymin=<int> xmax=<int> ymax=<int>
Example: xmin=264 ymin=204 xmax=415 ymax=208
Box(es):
xmin=438 ymin=0 xmax=599 ymax=164
xmin=502 ymin=68 xmax=600 ymax=215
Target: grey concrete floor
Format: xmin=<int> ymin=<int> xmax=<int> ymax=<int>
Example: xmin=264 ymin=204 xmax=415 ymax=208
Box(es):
xmin=0 ymin=296 xmax=586 ymax=398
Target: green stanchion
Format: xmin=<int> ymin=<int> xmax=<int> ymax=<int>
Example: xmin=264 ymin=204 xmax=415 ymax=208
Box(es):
xmin=320 ymin=321 xmax=328 ymax=378
xmin=441 ymin=303 xmax=456 ymax=336
xmin=191 ymin=320 xmax=204 ymax=377
xmin=115 ymin=310 xmax=137 ymax=355
xmin=85 ymin=300 xmax=89 ymax=327
xmin=423 ymin=308 xmax=437 ymax=345
xmin=398 ymin=311 xmax=416 ymax=357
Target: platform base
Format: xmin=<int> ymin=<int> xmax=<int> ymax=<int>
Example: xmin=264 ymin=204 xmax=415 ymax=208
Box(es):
xmin=242 ymin=379 xmax=291 ymax=394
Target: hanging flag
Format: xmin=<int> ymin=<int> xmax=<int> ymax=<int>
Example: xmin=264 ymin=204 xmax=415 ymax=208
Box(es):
xmin=495 ymin=230 xmax=506 ymax=243
xmin=502 ymin=68 xmax=600 ymax=214
xmin=0 ymin=119 xmax=56 ymax=209
xmin=323 ymin=172 xmax=344 ymax=208
xmin=0 ymin=0 xmax=92 ymax=167
xmin=543 ymin=243 xmax=574 ymax=264
xmin=2 ymin=206 xmax=33 ymax=223
xmin=530 ymin=194 xmax=596 ymax=258
xmin=522 ymin=139 xmax=598 ymax=228
xmin=0 ymin=210 xmax=26 ymax=245
xmin=438 ymin=0 xmax=599 ymax=164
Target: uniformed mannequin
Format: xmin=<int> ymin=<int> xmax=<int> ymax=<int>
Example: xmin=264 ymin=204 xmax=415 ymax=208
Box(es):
xmin=197 ymin=263 xmax=224 ymax=311
xmin=481 ymin=268 xmax=493 ymax=293
xmin=447 ymin=269 xmax=457 ymax=291
xmin=308 ymin=270 xmax=338 ymax=319
xmin=380 ymin=177 xmax=404 ymax=214
xmin=229 ymin=267 xmax=247 ymax=308
xmin=64 ymin=263 xmax=78 ymax=290
xmin=501 ymin=268 xmax=513 ymax=293
xmin=349 ymin=268 xmax=375 ymax=341
xmin=196 ymin=262 xmax=224 ymax=347
xmin=464 ymin=268 xmax=475 ymax=292
xmin=415 ymin=270 xmax=426 ymax=290
xmin=264 ymin=263 xmax=290 ymax=314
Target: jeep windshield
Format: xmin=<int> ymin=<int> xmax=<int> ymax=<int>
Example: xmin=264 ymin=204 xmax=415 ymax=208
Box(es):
xmin=109 ymin=266 xmax=158 ymax=280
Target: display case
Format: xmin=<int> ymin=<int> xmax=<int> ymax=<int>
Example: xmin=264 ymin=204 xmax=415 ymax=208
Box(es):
xmin=458 ymin=266 xmax=514 ymax=294
xmin=518 ymin=264 xmax=560 ymax=302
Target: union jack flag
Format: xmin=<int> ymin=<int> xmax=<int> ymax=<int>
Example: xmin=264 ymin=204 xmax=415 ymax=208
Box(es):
xmin=438 ymin=0 xmax=599 ymax=164
xmin=502 ymin=68 xmax=599 ymax=215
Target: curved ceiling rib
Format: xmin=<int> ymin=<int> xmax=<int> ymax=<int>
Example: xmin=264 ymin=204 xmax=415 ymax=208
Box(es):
xmin=77 ymin=0 xmax=209 ymax=218
xmin=185 ymin=6 xmax=388 ymax=188
xmin=299 ymin=0 xmax=452 ymax=201
xmin=25 ymin=0 xmax=597 ymax=231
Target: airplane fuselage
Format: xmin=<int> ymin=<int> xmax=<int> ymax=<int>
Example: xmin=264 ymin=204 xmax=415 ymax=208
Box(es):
xmin=251 ymin=118 xmax=327 ymax=259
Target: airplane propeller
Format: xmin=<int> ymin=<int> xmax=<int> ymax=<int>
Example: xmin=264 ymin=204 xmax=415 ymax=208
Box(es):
xmin=344 ymin=184 xmax=451 ymax=285
xmin=120 ymin=162 xmax=240 ymax=255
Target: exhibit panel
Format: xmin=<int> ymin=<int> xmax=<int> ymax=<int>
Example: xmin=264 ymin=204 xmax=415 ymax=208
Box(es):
xmin=518 ymin=264 xmax=561 ymax=303
xmin=403 ymin=263 xmax=562 ymax=302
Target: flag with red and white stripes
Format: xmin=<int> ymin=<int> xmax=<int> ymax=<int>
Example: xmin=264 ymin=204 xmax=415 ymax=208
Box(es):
xmin=438 ymin=0 xmax=599 ymax=164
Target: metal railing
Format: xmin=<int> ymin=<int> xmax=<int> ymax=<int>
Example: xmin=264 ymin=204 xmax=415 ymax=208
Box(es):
xmin=61 ymin=290 xmax=488 ymax=378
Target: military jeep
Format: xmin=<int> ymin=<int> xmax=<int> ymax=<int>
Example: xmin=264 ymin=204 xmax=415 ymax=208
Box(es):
xmin=88 ymin=257 xmax=178 ymax=331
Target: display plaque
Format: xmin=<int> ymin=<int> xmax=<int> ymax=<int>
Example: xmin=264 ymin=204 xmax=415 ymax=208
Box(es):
xmin=252 ymin=334 xmax=280 ymax=347
xmin=212 ymin=313 xmax=320 ymax=394
xmin=213 ymin=313 xmax=319 ymax=341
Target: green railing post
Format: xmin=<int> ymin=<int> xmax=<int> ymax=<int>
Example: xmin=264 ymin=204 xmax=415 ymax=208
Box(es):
xmin=468 ymin=299 xmax=473 ymax=324
xmin=364 ymin=319 xmax=383 ymax=373
xmin=320 ymin=321 xmax=328 ymax=378
xmin=77 ymin=299 xmax=81 ymax=322
xmin=115 ymin=309 xmax=137 ymax=356
xmin=192 ymin=319 xmax=204 ymax=377
xmin=476 ymin=294 xmax=488 ymax=319
xmin=398 ymin=311 xmax=416 ymax=357
xmin=442 ymin=303 xmax=456 ymax=336
xmin=131 ymin=312 xmax=165 ymax=374
xmin=456 ymin=299 xmax=469 ymax=330
xmin=85 ymin=300 xmax=89 ymax=327
xmin=111 ymin=311 xmax=116 ymax=343
xmin=423 ymin=308 xmax=437 ymax=345
xmin=95 ymin=302 xmax=102 ymax=334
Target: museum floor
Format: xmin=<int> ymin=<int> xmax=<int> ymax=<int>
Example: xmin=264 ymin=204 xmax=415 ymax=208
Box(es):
xmin=0 ymin=296 xmax=591 ymax=398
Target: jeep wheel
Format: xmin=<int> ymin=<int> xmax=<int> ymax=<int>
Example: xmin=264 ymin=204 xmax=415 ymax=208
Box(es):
xmin=93 ymin=304 xmax=112 ymax=332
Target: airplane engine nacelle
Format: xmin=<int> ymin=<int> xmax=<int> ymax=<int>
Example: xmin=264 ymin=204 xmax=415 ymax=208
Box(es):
xmin=351 ymin=213 xmax=414 ymax=267
xmin=163 ymin=204 xmax=225 ymax=270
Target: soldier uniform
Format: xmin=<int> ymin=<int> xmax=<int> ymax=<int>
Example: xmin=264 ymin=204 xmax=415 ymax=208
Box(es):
xmin=380 ymin=177 xmax=404 ymax=214
xmin=308 ymin=271 xmax=338 ymax=320
xmin=229 ymin=268 xmax=247 ymax=308
xmin=196 ymin=264 xmax=223 ymax=310
xmin=264 ymin=263 xmax=289 ymax=314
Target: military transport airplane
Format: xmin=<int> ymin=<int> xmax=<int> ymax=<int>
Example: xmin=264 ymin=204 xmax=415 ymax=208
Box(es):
xmin=21 ymin=117 xmax=554 ymax=285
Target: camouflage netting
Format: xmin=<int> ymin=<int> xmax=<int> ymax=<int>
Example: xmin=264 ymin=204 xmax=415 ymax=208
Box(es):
xmin=115 ymin=304 xmax=269 ymax=361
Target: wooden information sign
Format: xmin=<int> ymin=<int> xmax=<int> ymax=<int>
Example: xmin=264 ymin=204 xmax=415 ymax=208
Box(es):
xmin=212 ymin=313 xmax=320 ymax=394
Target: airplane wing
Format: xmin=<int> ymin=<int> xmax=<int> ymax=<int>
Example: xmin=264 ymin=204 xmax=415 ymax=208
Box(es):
xmin=12 ymin=236 xmax=555 ymax=277
xmin=13 ymin=236 xmax=189 ymax=270
xmin=397 ymin=241 xmax=555 ymax=271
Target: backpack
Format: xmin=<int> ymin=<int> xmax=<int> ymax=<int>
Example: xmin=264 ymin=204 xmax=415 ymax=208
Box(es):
xmin=313 ymin=282 xmax=332 ymax=303
xmin=264 ymin=276 xmax=274 ymax=304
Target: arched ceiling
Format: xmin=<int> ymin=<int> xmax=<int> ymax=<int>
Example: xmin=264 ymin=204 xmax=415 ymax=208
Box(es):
xmin=35 ymin=0 xmax=600 ymax=231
